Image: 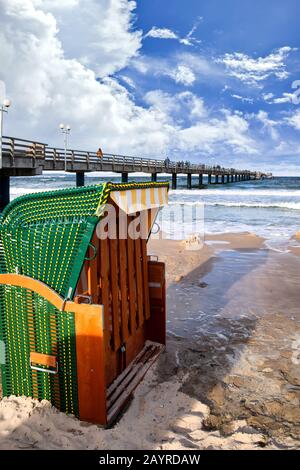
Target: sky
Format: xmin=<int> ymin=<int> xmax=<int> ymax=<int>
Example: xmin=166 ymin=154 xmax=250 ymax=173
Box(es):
xmin=0 ymin=0 xmax=300 ymax=174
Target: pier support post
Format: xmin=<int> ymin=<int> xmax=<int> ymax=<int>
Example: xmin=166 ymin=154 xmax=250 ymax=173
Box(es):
xmin=199 ymin=174 xmax=203 ymax=187
xmin=121 ymin=172 xmax=128 ymax=183
xmin=235 ymin=174 xmax=238 ymax=182
xmin=187 ymin=173 xmax=192 ymax=189
xmin=221 ymin=175 xmax=225 ymax=184
xmin=227 ymin=174 xmax=230 ymax=183
xmin=215 ymin=175 xmax=219 ymax=184
xmin=151 ymin=173 xmax=157 ymax=182
xmin=208 ymin=174 xmax=212 ymax=184
xmin=0 ymin=175 xmax=10 ymax=211
xmin=172 ymin=173 xmax=177 ymax=190
xmin=76 ymin=172 xmax=85 ymax=187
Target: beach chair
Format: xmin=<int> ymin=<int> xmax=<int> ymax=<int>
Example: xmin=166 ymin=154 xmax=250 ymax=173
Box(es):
xmin=0 ymin=181 xmax=168 ymax=425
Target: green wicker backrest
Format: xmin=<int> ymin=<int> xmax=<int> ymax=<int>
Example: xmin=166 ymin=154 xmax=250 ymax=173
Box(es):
xmin=0 ymin=184 xmax=109 ymax=298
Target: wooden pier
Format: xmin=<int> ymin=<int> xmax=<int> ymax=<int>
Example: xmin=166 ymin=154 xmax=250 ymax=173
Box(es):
xmin=0 ymin=136 xmax=268 ymax=210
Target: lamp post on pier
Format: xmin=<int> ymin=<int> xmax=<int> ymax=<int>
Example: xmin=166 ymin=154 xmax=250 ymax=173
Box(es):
xmin=0 ymin=99 xmax=12 ymax=169
xmin=59 ymin=123 xmax=71 ymax=172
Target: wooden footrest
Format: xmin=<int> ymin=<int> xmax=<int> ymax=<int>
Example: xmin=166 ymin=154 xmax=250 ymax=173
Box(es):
xmin=106 ymin=341 xmax=164 ymax=425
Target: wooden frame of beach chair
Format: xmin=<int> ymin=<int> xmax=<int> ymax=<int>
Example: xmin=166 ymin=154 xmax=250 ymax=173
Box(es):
xmin=0 ymin=182 xmax=168 ymax=425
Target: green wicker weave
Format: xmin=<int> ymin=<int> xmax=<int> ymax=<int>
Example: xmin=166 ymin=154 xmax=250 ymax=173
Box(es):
xmin=0 ymin=184 xmax=109 ymax=299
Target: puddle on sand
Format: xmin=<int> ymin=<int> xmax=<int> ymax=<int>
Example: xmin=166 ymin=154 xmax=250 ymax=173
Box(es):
xmin=205 ymin=240 xmax=230 ymax=246
xmin=167 ymin=248 xmax=269 ymax=339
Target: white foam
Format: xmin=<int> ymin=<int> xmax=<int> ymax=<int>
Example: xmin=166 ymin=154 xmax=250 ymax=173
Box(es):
xmin=206 ymin=201 xmax=300 ymax=210
xmin=169 ymin=201 xmax=300 ymax=211
xmin=170 ymin=189 xmax=300 ymax=197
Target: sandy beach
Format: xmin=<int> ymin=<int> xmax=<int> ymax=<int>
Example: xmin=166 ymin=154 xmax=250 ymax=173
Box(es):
xmin=1 ymin=231 xmax=300 ymax=450
xmin=2 ymin=0 xmax=300 ymax=457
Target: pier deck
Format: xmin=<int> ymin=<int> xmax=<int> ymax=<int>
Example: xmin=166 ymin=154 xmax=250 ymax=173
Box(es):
xmin=0 ymin=136 xmax=269 ymax=209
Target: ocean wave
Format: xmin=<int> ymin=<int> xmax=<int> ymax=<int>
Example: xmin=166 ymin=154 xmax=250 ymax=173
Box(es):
xmin=206 ymin=202 xmax=300 ymax=210
xmin=168 ymin=201 xmax=300 ymax=210
xmin=11 ymin=188 xmax=50 ymax=195
xmin=170 ymin=189 xmax=300 ymax=197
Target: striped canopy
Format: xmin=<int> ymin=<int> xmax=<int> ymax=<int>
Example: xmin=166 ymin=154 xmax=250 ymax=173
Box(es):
xmin=109 ymin=184 xmax=168 ymax=215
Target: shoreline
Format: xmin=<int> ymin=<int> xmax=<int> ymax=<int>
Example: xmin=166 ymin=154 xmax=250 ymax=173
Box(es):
xmin=148 ymin=231 xmax=266 ymax=286
xmin=1 ymin=231 xmax=300 ymax=449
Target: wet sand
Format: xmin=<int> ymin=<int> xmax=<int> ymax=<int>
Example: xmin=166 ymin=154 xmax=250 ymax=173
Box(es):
xmin=150 ymin=233 xmax=300 ymax=448
xmin=1 ymin=232 xmax=300 ymax=449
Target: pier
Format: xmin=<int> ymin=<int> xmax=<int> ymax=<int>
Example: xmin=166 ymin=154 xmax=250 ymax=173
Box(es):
xmin=0 ymin=136 xmax=269 ymax=209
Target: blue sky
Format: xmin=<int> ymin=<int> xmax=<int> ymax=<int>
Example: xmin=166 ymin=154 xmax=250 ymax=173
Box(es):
xmin=1 ymin=0 xmax=300 ymax=174
xmin=123 ymin=0 xmax=300 ymax=173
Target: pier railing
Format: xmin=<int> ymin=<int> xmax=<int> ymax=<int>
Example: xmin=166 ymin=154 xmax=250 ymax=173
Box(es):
xmin=1 ymin=135 xmax=253 ymax=176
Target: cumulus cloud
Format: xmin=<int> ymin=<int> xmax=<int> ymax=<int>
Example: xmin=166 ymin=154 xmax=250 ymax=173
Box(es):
xmin=272 ymin=93 xmax=295 ymax=104
xmin=180 ymin=92 xmax=206 ymax=119
xmin=263 ymin=91 xmax=299 ymax=105
xmin=33 ymin=0 xmax=80 ymax=8
xmin=144 ymin=90 xmax=256 ymax=155
xmin=262 ymin=92 xmax=275 ymax=102
xmin=144 ymin=90 xmax=181 ymax=123
xmin=131 ymin=52 xmax=220 ymax=87
xmin=119 ymin=75 xmax=136 ymax=89
xmin=285 ymin=110 xmax=300 ymax=130
xmin=144 ymin=90 xmax=206 ymax=122
xmin=34 ymin=0 xmax=143 ymax=77
xmin=0 ymin=0 xmax=278 ymax=162
xmin=168 ymin=65 xmax=196 ymax=86
xmin=145 ymin=18 xmax=202 ymax=47
xmin=177 ymin=110 xmax=257 ymax=155
xmin=145 ymin=27 xmax=178 ymax=40
xmin=0 ymin=0 xmax=171 ymax=153
xmin=176 ymin=52 xmax=224 ymax=83
xmin=231 ymin=94 xmax=254 ymax=104
xmin=255 ymin=110 xmax=279 ymax=140
xmin=216 ymin=47 xmax=297 ymax=86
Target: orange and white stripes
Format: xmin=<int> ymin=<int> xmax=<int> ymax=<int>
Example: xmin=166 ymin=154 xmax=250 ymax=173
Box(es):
xmin=110 ymin=186 xmax=168 ymax=215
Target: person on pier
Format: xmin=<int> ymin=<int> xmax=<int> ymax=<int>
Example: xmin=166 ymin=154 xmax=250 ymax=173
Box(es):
xmin=96 ymin=147 xmax=103 ymax=159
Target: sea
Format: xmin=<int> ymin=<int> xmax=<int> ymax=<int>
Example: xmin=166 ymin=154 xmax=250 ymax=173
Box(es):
xmin=8 ymin=173 xmax=300 ymax=252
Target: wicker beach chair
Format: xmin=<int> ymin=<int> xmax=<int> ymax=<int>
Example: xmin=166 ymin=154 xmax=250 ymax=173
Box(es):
xmin=0 ymin=181 xmax=168 ymax=425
